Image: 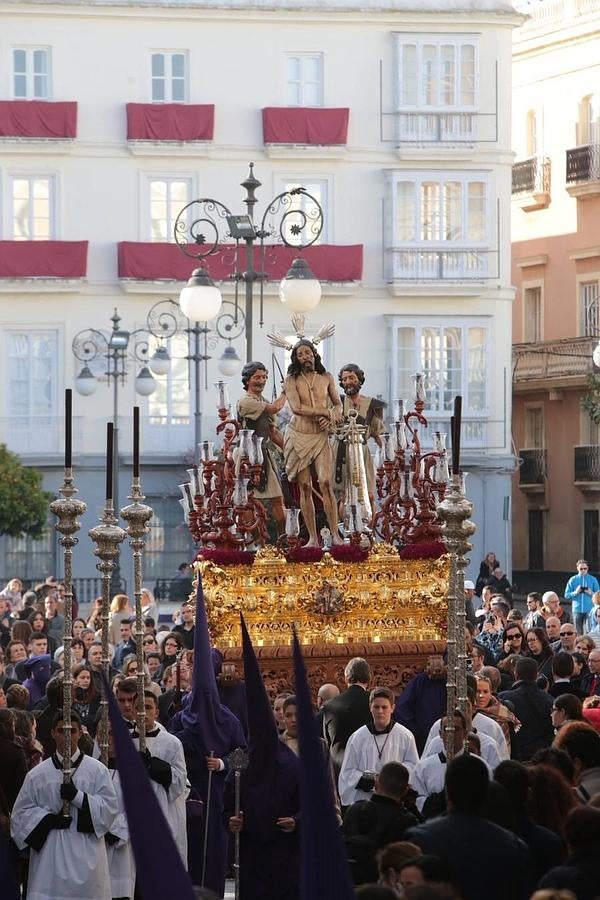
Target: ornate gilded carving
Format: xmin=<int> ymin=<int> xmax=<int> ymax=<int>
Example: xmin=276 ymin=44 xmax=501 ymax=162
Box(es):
xmin=195 ymin=545 xmax=449 ymax=648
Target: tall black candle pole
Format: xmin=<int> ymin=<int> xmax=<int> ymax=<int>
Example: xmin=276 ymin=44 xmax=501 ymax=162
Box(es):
xmin=106 ymin=423 xmax=114 ymax=501
xmin=133 ymin=406 xmax=140 ymax=478
xmin=65 ymin=389 xmax=72 ymax=469
xmin=452 ymin=396 xmax=462 ymax=475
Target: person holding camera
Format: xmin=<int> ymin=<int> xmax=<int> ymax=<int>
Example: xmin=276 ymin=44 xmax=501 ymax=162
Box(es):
xmin=565 ymin=560 xmax=600 ymax=635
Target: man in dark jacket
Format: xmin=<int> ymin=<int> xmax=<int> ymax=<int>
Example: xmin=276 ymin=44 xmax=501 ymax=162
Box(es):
xmin=343 ymin=761 xmax=421 ymax=884
xmin=406 ymin=754 xmax=531 ymax=900
xmin=322 ymin=657 xmax=371 ymax=776
xmin=499 ymin=657 xmax=554 ymax=760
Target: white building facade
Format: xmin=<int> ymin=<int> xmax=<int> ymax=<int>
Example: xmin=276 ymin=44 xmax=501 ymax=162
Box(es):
xmin=0 ymin=0 xmax=520 ymax=592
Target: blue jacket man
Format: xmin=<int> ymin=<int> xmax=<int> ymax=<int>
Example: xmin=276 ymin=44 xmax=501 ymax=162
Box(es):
xmin=564 ymin=560 xmax=599 ymax=633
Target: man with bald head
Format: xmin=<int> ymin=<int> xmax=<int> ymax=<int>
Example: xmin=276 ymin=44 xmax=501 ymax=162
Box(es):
xmin=542 ymin=591 xmax=572 ymax=625
xmin=544 ymin=616 xmax=562 ymax=652
xmin=315 ymin=683 xmax=340 ymax=738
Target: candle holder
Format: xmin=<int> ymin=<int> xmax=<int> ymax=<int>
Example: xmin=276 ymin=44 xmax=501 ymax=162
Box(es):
xmin=50 ymin=468 xmax=86 ymax=812
xmin=437 ymin=473 xmax=476 ymax=759
xmin=373 ymin=376 xmax=450 ymax=547
xmin=120 ymin=479 xmax=153 ymax=751
xmin=183 ymin=407 xmax=268 ymax=549
xmin=336 ymin=409 xmax=372 ymax=543
xmin=89 ymin=501 xmax=126 ymax=763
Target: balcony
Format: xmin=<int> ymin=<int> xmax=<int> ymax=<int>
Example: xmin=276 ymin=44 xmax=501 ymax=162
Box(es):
xmin=0 ymin=100 xmax=77 ymax=142
xmin=126 ymin=103 xmax=214 ymax=154
xmin=512 ymin=156 xmax=551 ymax=211
xmin=518 ymin=448 xmax=547 ymax=491
xmin=575 ymin=445 xmax=600 ymax=490
xmin=2 ymin=415 xmax=84 ymax=457
xmin=566 ymin=144 xmax=600 ymax=198
xmin=387 ymin=247 xmax=497 ymax=283
xmin=513 ymin=336 xmax=595 ymax=392
xmin=118 ymin=242 xmax=363 ymax=284
xmin=262 ymin=107 xmax=349 ymax=158
xmin=0 ymin=241 xmax=88 ymax=287
xmin=397 ymin=111 xmax=476 ymax=144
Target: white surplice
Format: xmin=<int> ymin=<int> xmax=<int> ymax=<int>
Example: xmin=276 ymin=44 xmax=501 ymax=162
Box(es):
xmin=11 ymin=752 xmax=117 ymax=900
xmin=338 ymin=722 xmax=419 ymax=807
xmin=107 ymin=767 xmax=136 ymax=899
xmin=136 ymin=726 xmax=189 ymax=865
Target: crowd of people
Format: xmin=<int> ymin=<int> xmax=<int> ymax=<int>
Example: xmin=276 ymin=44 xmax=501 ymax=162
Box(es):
xmin=2 ymin=558 xmax=600 ymax=900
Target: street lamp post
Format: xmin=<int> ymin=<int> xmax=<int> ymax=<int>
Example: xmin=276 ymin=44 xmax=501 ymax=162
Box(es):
xmin=72 ymin=307 xmax=174 ymax=591
xmin=147 ymin=298 xmax=246 ymax=447
xmin=174 ymin=163 xmax=325 ymax=363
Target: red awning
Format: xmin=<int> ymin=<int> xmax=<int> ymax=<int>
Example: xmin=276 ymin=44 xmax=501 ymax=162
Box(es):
xmin=126 ymin=104 xmax=215 ymax=141
xmin=0 ymin=101 xmax=77 ymax=138
xmin=263 ymin=107 xmax=349 ymax=145
xmin=0 ymin=241 xmax=88 ymax=278
xmin=118 ymin=242 xmax=362 ymax=282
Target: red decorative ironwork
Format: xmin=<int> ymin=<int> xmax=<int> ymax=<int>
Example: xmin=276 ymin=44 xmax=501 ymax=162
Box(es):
xmin=373 ymin=377 xmax=450 ymax=547
xmin=185 ymin=397 xmax=268 ymax=549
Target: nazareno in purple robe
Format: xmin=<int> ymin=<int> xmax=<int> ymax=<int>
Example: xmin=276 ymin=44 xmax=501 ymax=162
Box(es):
xmin=223 ymin=615 xmax=300 ymax=900
xmin=168 ymin=577 xmax=246 ymax=897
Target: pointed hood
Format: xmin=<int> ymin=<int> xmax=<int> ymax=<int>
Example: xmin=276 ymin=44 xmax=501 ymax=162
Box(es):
xmin=240 ymin=613 xmax=279 ymax=767
xmin=179 ymin=570 xmax=240 ymax=756
xmin=102 ymin=673 xmax=195 ymax=900
xmin=292 ymin=631 xmax=355 ymax=900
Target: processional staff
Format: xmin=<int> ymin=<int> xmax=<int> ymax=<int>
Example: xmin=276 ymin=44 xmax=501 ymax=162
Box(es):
xmin=89 ymin=423 xmax=126 ymax=764
xmin=437 ymin=396 xmax=476 ymax=760
xmin=50 ymin=389 xmax=87 ymax=814
xmin=120 ymin=406 xmax=153 ymax=752
xmin=229 ymin=747 xmax=249 ymax=900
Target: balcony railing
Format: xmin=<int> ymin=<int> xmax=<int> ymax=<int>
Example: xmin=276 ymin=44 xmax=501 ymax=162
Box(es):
xmin=513 ymin=336 xmax=596 ymax=386
xmin=2 ymin=416 xmax=85 ymax=456
xmin=519 ymin=448 xmax=547 ymax=486
xmin=512 ymin=156 xmax=551 ymax=195
xmin=388 ymin=247 xmax=497 ymax=281
xmin=575 ymin=445 xmax=600 ymax=483
xmin=566 ymin=143 xmax=600 ymax=184
xmin=397 ymin=111 xmax=476 ymax=143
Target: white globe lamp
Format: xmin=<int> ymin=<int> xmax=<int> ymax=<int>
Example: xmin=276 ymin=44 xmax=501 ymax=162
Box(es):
xmin=180 ymin=266 xmax=223 ymax=322
xmin=279 ymin=257 xmax=322 ymax=313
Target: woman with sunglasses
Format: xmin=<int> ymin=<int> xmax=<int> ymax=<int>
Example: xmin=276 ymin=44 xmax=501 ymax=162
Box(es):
xmin=525 ymin=628 xmax=554 ymax=683
xmin=497 ymin=624 xmax=527 ymax=662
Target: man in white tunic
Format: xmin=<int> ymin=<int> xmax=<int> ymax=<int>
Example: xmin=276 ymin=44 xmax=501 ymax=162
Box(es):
xmin=135 ymin=690 xmax=189 ymax=865
xmin=11 ymin=711 xmax=117 ymax=900
xmin=338 ymin=687 xmax=419 ymax=807
xmin=97 ymin=720 xmax=135 ymax=900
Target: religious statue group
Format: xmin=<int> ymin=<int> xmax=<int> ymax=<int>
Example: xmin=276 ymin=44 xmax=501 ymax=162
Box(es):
xmin=237 ymin=324 xmax=385 ymax=546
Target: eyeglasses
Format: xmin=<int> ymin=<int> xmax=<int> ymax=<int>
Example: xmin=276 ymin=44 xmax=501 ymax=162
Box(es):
xmin=507 ymin=634 xmax=521 ymax=640
xmin=561 ymin=631 xmax=575 ymax=637
xmin=143 ymin=639 xmax=154 ymax=645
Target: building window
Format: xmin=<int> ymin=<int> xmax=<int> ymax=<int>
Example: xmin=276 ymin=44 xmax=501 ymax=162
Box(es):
xmin=523 ymin=285 xmax=542 ymax=342
xmin=12 ymin=47 xmax=51 ymax=99
xmin=396 ymin=37 xmax=477 ymax=109
xmin=149 ymin=178 xmax=191 ymax=242
xmin=390 ymin=172 xmax=490 ymax=279
xmin=524 ymin=405 xmax=544 ymax=448
xmin=11 ymin=176 xmax=54 ymax=240
xmin=5 ymin=527 xmax=56 ymax=581
xmin=391 ymin=319 xmax=488 ymax=444
xmin=151 ymin=52 xmax=187 ymax=103
xmin=144 ymin=496 xmax=196 ymax=580
xmin=278 ymin=178 xmax=329 ymax=243
xmin=147 ymin=333 xmax=190 ymax=426
xmin=526 ymin=109 xmax=539 ymax=157
xmin=584 ymin=510 xmax=600 ymax=571
xmin=580 ymin=95 xmax=600 ymax=145
xmin=7 ymin=331 xmax=57 ymax=419
xmin=580 ymin=280 xmax=600 ymax=336
xmin=528 ymin=509 xmax=544 ymax=570
xmin=393 ymin=174 xmax=487 ymax=244
xmin=286 ymin=54 xmax=323 ymax=107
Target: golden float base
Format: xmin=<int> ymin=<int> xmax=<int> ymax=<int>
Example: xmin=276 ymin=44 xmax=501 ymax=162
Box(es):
xmin=197 ymin=544 xmax=449 ymax=649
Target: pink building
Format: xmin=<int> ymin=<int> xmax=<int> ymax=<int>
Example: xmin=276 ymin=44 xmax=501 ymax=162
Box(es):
xmin=511 ymin=0 xmax=600 ymax=592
